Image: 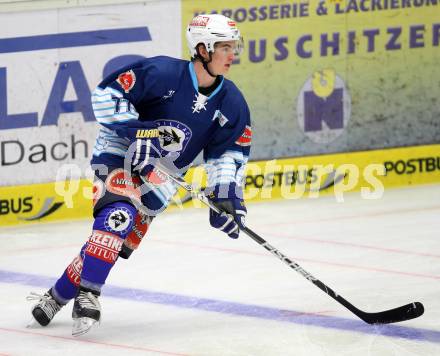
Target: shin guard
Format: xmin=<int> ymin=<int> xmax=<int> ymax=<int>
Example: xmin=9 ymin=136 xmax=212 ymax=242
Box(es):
xmin=80 ymin=202 xmax=137 ymax=291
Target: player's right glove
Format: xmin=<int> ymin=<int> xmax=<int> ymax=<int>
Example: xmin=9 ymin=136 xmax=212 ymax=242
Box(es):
xmin=207 ymin=183 xmax=247 ymax=239
xmin=115 ymin=120 xmax=162 ymax=176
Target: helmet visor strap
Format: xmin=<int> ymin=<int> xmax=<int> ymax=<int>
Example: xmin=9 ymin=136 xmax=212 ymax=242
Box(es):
xmin=202 ymin=55 xmax=217 ymax=78
xmin=195 ymin=46 xmax=217 ymax=78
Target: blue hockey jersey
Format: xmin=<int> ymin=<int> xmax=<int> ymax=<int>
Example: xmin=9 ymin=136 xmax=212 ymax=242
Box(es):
xmin=90 ymin=56 xmax=251 ymax=204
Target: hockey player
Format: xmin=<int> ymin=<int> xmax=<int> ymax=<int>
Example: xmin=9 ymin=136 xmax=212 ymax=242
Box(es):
xmin=27 ymin=14 xmax=251 ymax=336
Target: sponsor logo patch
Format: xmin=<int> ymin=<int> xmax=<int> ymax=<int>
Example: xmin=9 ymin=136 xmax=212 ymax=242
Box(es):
xmin=116 ymin=69 xmax=136 ymax=93
xmin=92 ymin=180 xmax=105 ymax=206
xmin=66 ymin=254 xmax=83 ymax=286
xmin=136 ymin=128 xmax=159 ymax=139
xmin=235 ymin=125 xmax=252 ymax=146
xmin=190 ymin=16 xmax=210 ymax=27
xmin=146 ymin=168 xmax=169 ymax=185
xmin=125 ymin=213 xmax=150 ymax=249
xmin=104 ymin=207 xmax=133 ymax=234
xmin=213 ymin=110 xmax=229 ymax=127
xmin=85 ymin=230 xmax=123 ymax=264
xmin=106 ymin=169 xmax=142 ymax=203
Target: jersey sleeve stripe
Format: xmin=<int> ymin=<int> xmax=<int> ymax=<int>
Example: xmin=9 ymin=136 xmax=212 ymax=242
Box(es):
xmin=205 ymin=150 xmax=248 ymax=187
xmin=92 ymin=86 xmax=139 ymax=125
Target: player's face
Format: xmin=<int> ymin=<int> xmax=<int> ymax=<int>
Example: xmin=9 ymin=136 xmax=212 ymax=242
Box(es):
xmin=210 ymin=41 xmax=239 ymax=75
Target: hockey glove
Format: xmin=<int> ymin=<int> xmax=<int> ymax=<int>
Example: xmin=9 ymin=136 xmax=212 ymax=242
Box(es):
xmin=207 ymin=183 xmax=247 ymax=239
xmin=115 ymin=120 xmax=161 ymax=177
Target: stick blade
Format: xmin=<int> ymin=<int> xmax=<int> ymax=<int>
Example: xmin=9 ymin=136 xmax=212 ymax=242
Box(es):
xmin=360 ymin=302 xmax=424 ymax=324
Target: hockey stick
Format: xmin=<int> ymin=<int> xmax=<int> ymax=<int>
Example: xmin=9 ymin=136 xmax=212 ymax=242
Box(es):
xmin=143 ymin=166 xmax=424 ymax=324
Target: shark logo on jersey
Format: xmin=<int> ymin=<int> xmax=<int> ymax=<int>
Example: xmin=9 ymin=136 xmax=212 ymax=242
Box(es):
xmin=160 ymin=129 xmax=181 ymax=147
xmin=104 ymin=207 xmax=133 ymax=234
xmin=156 ymin=120 xmax=192 ymax=153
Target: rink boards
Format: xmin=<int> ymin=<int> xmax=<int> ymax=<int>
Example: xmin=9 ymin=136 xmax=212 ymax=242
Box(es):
xmin=0 ymin=1 xmax=439 ymax=186
xmin=1 ymin=1 xmax=439 ymax=227
xmin=0 ymin=144 xmax=438 ymax=227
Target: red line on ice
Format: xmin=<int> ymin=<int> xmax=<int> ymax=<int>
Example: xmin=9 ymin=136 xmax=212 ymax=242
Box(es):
xmin=0 ymin=327 xmax=189 ymax=356
xmin=152 ymin=240 xmax=440 ymax=280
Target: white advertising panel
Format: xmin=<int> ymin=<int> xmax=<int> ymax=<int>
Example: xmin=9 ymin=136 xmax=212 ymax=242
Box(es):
xmin=0 ymin=1 xmax=181 ymax=185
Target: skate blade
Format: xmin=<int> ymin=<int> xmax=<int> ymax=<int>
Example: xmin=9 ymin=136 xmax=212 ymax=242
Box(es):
xmin=26 ymin=317 xmax=40 ymax=328
xmin=72 ymin=317 xmax=98 ymax=337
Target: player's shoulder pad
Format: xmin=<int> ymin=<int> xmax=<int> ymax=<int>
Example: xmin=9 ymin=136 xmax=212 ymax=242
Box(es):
xmin=98 ymin=56 xmax=187 ymax=91
xmin=106 ymin=56 xmax=186 ymax=86
xmin=221 ymin=78 xmax=247 ymax=105
xmin=141 ymin=56 xmax=188 ymax=81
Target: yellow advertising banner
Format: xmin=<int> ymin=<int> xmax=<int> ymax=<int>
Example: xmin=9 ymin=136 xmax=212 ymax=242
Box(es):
xmin=1 ymin=144 xmax=439 ymax=226
xmin=181 ymin=1 xmax=440 ymax=158
xmin=175 ymin=143 xmax=440 ymax=207
xmin=0 ymin=180 xmax=93 ymax=227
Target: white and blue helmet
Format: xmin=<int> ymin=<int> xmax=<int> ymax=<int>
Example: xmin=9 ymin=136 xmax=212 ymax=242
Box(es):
xmin=186 ymin=14 xmax=243 ymax=57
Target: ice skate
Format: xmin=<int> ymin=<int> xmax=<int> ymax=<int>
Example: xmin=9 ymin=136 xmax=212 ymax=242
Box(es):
xmin=26 ymin=289 xmax=63 ymax=327
xmin=72 ymin=287 xmax=101 ymax=336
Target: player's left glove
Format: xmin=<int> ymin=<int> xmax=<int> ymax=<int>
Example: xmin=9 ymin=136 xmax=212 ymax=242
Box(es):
xmin=207 ymin=183 xmax=247 ymax=239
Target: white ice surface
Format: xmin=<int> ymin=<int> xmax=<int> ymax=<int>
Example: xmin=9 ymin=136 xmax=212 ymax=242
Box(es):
xmin=0 ymin=184 xmax=439 ymax=355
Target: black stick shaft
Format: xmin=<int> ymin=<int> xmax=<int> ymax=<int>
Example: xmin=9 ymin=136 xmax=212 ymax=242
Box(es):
xmin=148 ymin=167 xmax=424 ymax=324
xmin=242 ymin=226 xmax=364 ymax=319
xmin=242 ymin=226 xmax=424 ymax=324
